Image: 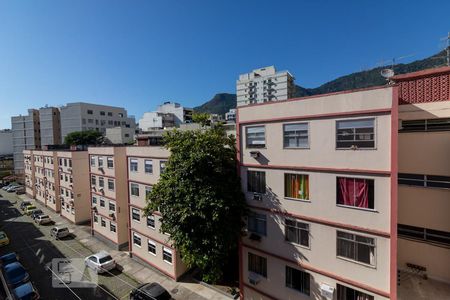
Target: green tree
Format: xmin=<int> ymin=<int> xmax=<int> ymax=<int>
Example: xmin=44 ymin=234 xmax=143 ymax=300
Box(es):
xmin=192 ymin=112 xmax=211 ymax=127
xmin=64 ymin=130 xmax=104 ymax=146
xmin=144 ymin=126 xmax=246 ymax=283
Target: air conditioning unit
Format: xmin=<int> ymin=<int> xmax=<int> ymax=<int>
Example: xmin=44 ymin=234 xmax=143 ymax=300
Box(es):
xmin=248 ymin=272 xmax=261 ymax=285
xmin=250 ymin=151 xmax=260 ymax=158
xmin=350 ymin=145 xmax=358 ymax=150
xmin=253 ymin=193 xmax=262 ymax=201
xmin=249 ymin=233 xmax=262 ymax=242
xmin=319 ymin=284 xmax=335 ymax=299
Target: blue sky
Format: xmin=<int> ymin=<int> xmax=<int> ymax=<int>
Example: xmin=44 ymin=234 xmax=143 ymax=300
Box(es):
xmin=1 ymin=0 xmax=449 ymax=129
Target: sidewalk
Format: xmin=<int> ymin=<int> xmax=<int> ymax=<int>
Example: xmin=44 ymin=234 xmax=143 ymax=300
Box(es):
xmin=20 ymin=195 xmax=232 ymax=300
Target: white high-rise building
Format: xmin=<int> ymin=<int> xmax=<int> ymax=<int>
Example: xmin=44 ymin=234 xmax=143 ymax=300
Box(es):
xmin=236 ymin=66 xmax=295 ymax=107
xmin=138 ymin=102 xmax=193 ymax=131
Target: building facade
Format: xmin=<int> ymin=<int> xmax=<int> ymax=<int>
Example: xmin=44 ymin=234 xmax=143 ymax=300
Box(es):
xmin=60 ymin=102 xmax=136 ymax=141
xmin=139 ymin=112 xmax=176 ymax=131
xmin=39 ymin=107 xmax=61 ymax=146
xmin=105 ymin=127 xmax=135 ymax=144
xmin=11 ymin=109 xmax=41 ymax=174
xmin=126 ymin=146 xmax=188 ymax=280
xmin=0 ymin=129 xmax=13 ymax=156
xmin=155 ymin=102 xmax=193 ymax=126
xmin=236 ymin=66 xmax=295 ymax=107
xmin=237 ymin=86 xmax=397 ymax=300
xmin=23 ymin=149 xmax=90 ymax=224
xmin=394 ymin=67 xmax=450 ymax=284
xmin=89 ymin=146 xmax=129 ymax=250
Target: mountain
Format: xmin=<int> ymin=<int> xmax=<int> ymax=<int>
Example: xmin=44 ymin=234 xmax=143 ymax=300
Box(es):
xmin=195 ymin=50 xmax=448 ymax=114
xmin=193 ymin=93 xmax=236 ymax=115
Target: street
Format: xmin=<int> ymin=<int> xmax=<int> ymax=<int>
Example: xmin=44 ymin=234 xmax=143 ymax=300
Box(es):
xmin=0 ymin=190 xmax=138 ymax=300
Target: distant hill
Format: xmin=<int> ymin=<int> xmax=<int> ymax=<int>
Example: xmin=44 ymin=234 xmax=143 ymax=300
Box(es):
xmin=195 ymin=50 xmax=448 ymax=115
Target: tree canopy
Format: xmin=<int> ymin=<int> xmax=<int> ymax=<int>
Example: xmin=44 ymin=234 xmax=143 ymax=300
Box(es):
xmin=144 ymin=126 xmax=246 ymax=283
xmin=64 ymin=130 xmax=104 ymax=146
xmin=192 ymin=112 xmax=211 ymax=127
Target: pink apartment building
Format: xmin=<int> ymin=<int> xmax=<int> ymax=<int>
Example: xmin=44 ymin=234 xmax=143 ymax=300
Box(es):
xmin=236 ymin=66 xmax=450 ymax=300
xmin=23 ymin=148 xmax=91 ymax=224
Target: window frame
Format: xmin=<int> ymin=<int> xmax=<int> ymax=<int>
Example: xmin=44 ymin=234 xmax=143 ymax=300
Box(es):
xmin=336 ymin=176 xmax=375 ymax=211
xmin=248 ymin=252 xmax=267 ymax=278
xmin=247 ymin=170 xmax=266 ymax=194
xmin=130 ymin=183 xmax=140 ymax=197
xmin=144 ymin=160 xmax=153 ymax=174
xmin=131 ymin=208 xmax=141 ymax=222
xmin=247 ymin=211 xmax=267 ymax=236
xmin=133 ymin=232 xmax=141 ymax=247
xmin=162 ymin=247 xmax=173 ymax=264
xmin=283 ymin=122 xmax=309 ymax=149
xmin=285 ymin=266 xmax=310 ymax=296
xmin=147 ymin=214 xmax=155 ymax=229
xmin=284 ymin=173 xmax=310 ymax=201
xmin=336 ymin=118 xmax=376 ymax=150
xmin=245 ymin=125 xmax=266 ymax=149
xmin=148 ymin=240 xmax=156 ymax=256
xmin=285 ymin=218 xmax=310 ymax=248
xmin=129 ymin=159 xmax=138 ymax=172
xmin=107 ymin=179 xmax=115 ymax=191
xmin=336 ymin=230 xmax=376 ymax=267
xmin=107 ymin=157 xmax=114 ymax=169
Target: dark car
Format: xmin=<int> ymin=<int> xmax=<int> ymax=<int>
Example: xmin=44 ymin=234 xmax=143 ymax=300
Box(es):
xmin=12 ymin=281 xmax=40 ymax=300
xmin=31 ymin=209 xmax=44 ymax=220
xmin=130 ymin=282 xmax=171 ymax=300
xmin=0 ymin=252 xmax=19 ymax=267
xmin=4 ymin=262 xmax=30 ymax=288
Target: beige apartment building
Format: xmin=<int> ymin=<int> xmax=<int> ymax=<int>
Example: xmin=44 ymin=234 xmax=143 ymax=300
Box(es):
xmin=23 ymin=148 xmax=91 ymax=224
xmin=89 ymin=146 xmax=129 ymax=250
xmin=126 ymin=146 xmax=187 ymax=280
xmin=237 ymin=86 xmax=397 ymax=300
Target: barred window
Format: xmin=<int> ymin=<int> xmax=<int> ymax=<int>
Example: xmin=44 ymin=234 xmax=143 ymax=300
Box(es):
xmin=247 ymin=212 xmax=267 ymax=236
xmin=283 ymin=123 xmax=308 ymax=148
xmin=285 ymin=219 xmax=309 ymax=247
xmin=248 ymin=252 xmax=267 ymax=277
xmin=336 ymin=118 xmax=375 ymax=149
xmin=247 ymin=171 xmax=266 ymax=194
xmin=286 ymin=266 xmax=310 ymax=295
xmin=337 ymin=231 xmax=375 ymax=266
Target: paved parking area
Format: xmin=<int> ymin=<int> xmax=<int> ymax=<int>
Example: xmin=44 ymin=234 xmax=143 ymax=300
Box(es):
xmin=0 ymin=190 xmax=231 ymax=300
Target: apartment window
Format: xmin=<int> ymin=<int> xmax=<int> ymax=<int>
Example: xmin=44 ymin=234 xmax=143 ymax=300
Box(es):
xmin=285 ymin=219 xmax=310 ymax=247
xmin=109 ymin=201 xmax=116 ymax=212
xmin=100 ymin=111 xmax=105 ymax=116
xmin=90 ymin=156 xmax=96 ymax=167
xmin=131 ymin=183 xmax=139 ymax=197
xmin=337 ymin=231 xmax=375 ymax=266
xmin=337 ymin=284 xmax=374 ymax=300
xmin=108 ymin=179 xmax=115 ymax=191
xmin=285 ymin=174 xmax=309 ymax=200
xmin=65 ymin=175 xmax=68 ymax=182
xmin=110 ymin=222 xmax=116 ymax=233
xmin=132 ymin=208 xmax=140 ymax=222
xmin=247 ymin=171 xmax=266 ymax=194
xmin=65 ymin=190 xmax=69 ymax=197
xmin=106 ymin=157 xmax=114 ymax=168
xmin=148 ymin=240 xmax=156 ymax=255
xmin=64 ymin=159 xmax=67 ymax=167
xmin=286 ymin=266 xmax=310 ymax=295
xmin=68 ymin=159 xmax=72 ymax=168
xmin=88 ymin=119 xmax=93 ymax=124
xmin=145 ymin=186 xmax=152 ymax=199
xmin=247 ymin=212 xmax=267 ymax=236
xmin=92 ymin=196 xmax=97 ymax=205
xmin=160 ymin=161 xmax=167 ymax=174
xmin=61 ymin=174 xmax=64 ymax=181
xmin=283 ymin=123 xmax=309 ymax=148
xmin=94 ymin=214 xmax=98 ymax=223
xmin=107 ymin=112 xmax=113 ymax=116
xmin=337 ymin=177 xmax=374 ymax=209
xmin=246 ymin=126 xmax=265 ymax=148
xmin=82 ymin=118 xmax=86 ymax=124
xmin=162 ymin=247 xmax=172 ymax=264
xmin=130 ymin=159 xmax=138 ymax=172
xmin=336 ymin=118 xmax=375 ymax=149
xmin=87 ymin=110 xmax=93 ymax=115
xmin=99 ymin=177 xmax=104 ymax=188
xmin=100 ymin=198 xmax=105 ymax=207
xmin=98 ymin=157 xmax=104 ymax=167
xmin=144 ymin=160 xmax=153 ymax=174
xmin=248 ymin=252 xmax=267 ymax=277
xmin=133 ymin=233 xmax=141 ymax=247
xmin=147 ymin=214 xmax=155 ymax=229
xmin=108 ymin=120 xmax=113 ymax=125
xmin=398 ymin=173 xmax=450 ymax=189
xmin=69 ymin=176 xmax=73 ymax=183
xmin=398 ymin=224 xmax=450 ymax=246
xmin=101 ymin=218 xmax=106 ymax=227
xmin=400 ymin=118 xmax=450 ymax=132
xmin=91 ymin=175 xmax=96 ymax=186
xmin=95 ymin=119 xmax=99 ymax=125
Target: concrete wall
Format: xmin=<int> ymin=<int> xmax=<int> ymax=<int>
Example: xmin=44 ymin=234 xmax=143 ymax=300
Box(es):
xmin=0 ymin=130 xmax=13 ymax=156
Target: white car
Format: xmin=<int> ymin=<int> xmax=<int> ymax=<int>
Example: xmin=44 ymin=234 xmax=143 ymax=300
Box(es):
xmin=50 ymin=227 xmax=70 ymax=239
xmin=35 ymin=214 xmax=52 ymax=225
xmin=84 ymin=251 xmax=116 ymax=274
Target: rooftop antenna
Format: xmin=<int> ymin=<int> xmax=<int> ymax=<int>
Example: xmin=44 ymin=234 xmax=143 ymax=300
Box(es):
xmin=439 ymin=32 xmax=450 ymax=66
xmin=377 ymin=54 xmax=415 ymax=72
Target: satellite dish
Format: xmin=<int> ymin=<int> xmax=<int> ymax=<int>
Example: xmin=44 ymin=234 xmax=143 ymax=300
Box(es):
xmin=381 ymin=68 xmax=395 ymax=79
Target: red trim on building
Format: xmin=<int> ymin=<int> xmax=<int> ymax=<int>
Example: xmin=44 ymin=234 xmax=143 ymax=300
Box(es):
xmin=130 ymin=228 xmax=174 ymax=249
xmin=130 ymin=251 xmax=176 ymax=280
xmin=126 ymin=160 xmax=132 ymax=252
xmin=91 ymin=191 xmax=116 ymax=201
xmin=90 ymin=172 xmax=116 ymax=179
xmin=126 ymin=155 xmax=168 ymax=160
xmin=242 ymin=163 xmax=390 ymax=176
xmin=242 ymin=243 xmax=390 ymax=298
xmin=392 ymin=66 xmax=450 ymax=80
xmin=390 ymin=87 xmax=399 ymax=300
xmin=238 ymin=108 xmax=391 ymax=126
xmin=237 ymin=85 xmax=390 ymax=110
xmin=247 ymin=204 xmax=391 ymax=238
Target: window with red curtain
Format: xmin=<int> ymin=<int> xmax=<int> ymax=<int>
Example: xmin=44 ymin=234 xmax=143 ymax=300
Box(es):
xmin=336 ymin=177 xmax=374 ymax=209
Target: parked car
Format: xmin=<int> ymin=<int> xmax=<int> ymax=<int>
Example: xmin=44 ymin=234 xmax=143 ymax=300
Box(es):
xmin=12 ymin=281 xmax=40 ymax=300
xmin=50 ymin=227 xmax=70 ymax=239
xmin=6 ymin=185 xmax=21 ymax=193
xmin=20 ymin=201 xmax=33 ymax=211
xmin=35 ymin=215 xmax=52 ymax=225
xmin=24 ymin=206 xmax=37 ymax=216
xmin=15 ymin=187 xmax=26 ymax=195
xmin=84 ymin=251 xmax=116 ymax=274
xmin=4 ymin=262 xmax=30 ymax=288
xmin=30 ymin=210 xmax=44 ymax=220
xmin=130 ymin=282 xmax=172 ymax=300
xmin=2 ymin=184 xmax=17 ymax=191
xmin=0 ymin=231 xmax=10 ymax=247
xmin=0 ymin=252 xmax=19 ymax=266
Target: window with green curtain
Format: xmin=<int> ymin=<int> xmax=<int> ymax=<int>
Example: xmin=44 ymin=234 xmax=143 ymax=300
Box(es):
xmin=285 ymin=173 xmax=309 ymax=200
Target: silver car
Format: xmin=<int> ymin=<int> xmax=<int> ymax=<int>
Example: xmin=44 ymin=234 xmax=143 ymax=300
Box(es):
xmin=35 ymin=214 xmax=52 ymax=225
xmin=84 ymin=251 xmax=116 ymax=274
